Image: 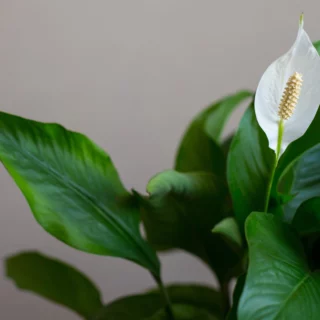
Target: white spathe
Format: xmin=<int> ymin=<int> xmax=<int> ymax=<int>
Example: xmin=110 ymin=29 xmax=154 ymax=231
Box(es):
xmin=255 ymin=21 xmax=320 ymax=156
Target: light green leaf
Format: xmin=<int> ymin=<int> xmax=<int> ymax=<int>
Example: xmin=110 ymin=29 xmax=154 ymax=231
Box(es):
xmin=227 ymin=106 xmax=274 ymax=227
xmin=0 ymin=112 xmax=159 ymax=274
xmin=238 ymin=212 xmax=320 ymax=320
xmin=175 ymin=91 xmax=252 ymax=174
xmin=212 ymin=217 xmax=242 ymax=249
xmin=6 ymin=251 xmax=102 ymax=319
xmin=139 ymin=170 xmax=243 ymax=283
xmin=92 ymin=284 xmax=223 ymax=320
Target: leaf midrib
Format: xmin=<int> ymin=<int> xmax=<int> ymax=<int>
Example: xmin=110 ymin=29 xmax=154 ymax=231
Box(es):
xmin=274 ymin=273 xmax=311 ymax=320
xmin=0 ymin=132 xmax=155 ymax=270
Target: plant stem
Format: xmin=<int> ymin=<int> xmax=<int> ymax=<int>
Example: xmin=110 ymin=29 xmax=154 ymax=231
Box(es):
xmin=153 ymin=274 xmax=175 ymax=320
xmin=263 ymin=119 xmax=284 ymax=213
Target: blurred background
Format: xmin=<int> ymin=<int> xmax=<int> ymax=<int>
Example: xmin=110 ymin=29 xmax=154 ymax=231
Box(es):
xmin=0 ymin=1 xmax=317 ymax=319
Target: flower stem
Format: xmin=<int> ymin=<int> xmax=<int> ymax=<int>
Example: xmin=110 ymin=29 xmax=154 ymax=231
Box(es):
xmin=264 ymin=119 xmax=284 ymax=213
xmin=152 ymin=274 xmax=175 ymax=320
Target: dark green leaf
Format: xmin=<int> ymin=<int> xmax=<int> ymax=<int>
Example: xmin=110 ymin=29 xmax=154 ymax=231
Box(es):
xmin=227 ymin=106 xmax=274 ymax=227
xmin=149 ymin=284 xmax=223 ymax=317
xmin=6 ymin=251 xmax=102 ymax=319
xmin=282 ymin=144 xmax=320 ymax=222
xmin=146 ymin=305 xmax=218 ymax=320
xmin=292 ymin=198 xmax=320 ymax=235
xmin=175 ymin=91 xmax=252 ymax=174
xmin=139 ymin=170 xmax=243 ymax=283
xmin=92 ymin=284 xmax=223 ymax=320
xmin=92 ymin=293 xmax=162 ymax=320
xmin=0 ymin=112 xmax=159 ymax=274
xmin=238 ymin=212 xmax=320 ymax=320
xmin=274 ymin=108 xmax=320 ymax=195
xmin=204 ymin=91 xmax=253 ymax=143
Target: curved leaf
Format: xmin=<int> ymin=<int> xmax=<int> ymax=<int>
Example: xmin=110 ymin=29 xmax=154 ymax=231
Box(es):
xmin=6 ymin=251 xmax=102 ymax=319
xmin=175 ymin=91 xmax=252 ymax=174
xmin=282 ymin=144 xmax=320 ymax=222
xmin=227 ymin=106 xmax=274 ymax=227
xmin=274 ymin=108 xmax=320 ymax=194
xmin=92 ymin=284 xmax=223 ymax=320
xmin=212 ymin=217 xmax=242 ymax=249
xmin=239 ymin=212 xmax=320 ymax=320
xmin=146 ymin=305 xmax=218 ymax=320
xmin=0 ymin=112 xmax=159 ymax=274
xmin=139 ymin=170 xmax=243 ymax=283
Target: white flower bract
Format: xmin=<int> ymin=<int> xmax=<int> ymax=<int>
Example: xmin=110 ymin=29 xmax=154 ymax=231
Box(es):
xmin=255 ymin=20 xmax=320 ymax=156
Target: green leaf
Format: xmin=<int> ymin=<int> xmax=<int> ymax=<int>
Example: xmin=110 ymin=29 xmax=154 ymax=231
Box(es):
xmin=292 ymin=198 xmax=320 ymax=235
xmin=227 ymin=274 xmax=246 ymax=320
xmin=212 ymin=217 xmax=242 ymax=249
xmin=146 ymin=305 xmax=218 ymax=320
xmin=139 ymin=170 xmax=243 ymax=283
xmin=282 ymin=144 xmax=320 ymax=222
xmin=0 ymin=112 xmax=159 ymax=274
xmin=238 ymin=212 xmax=320 ymax=320
xmin=92 ymin=284 xmax=223 ymax=320
xmin=227 ymin=106 xmax=274 ymax=227
xmin=274 ymin=108 xmax=320 ymax=195
xmin=6 ymin=251 xmax=102 ymax=319
xmin=149 ymin=284 xmax=223 ymax=317
xmin=175 ymin=91 xmax=252 ymax=173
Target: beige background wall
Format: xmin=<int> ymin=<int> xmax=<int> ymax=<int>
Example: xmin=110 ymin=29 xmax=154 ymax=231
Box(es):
xmin=0 ymin=1 xmax=317 ymax=319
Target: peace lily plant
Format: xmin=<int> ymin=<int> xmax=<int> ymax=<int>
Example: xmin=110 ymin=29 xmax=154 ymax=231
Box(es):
xmin=3 ymin=14 xmax=320 ymax=320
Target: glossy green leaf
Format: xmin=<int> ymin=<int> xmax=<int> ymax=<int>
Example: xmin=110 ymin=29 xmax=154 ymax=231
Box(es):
xmin=227 ymin=106 xmax=274 ymax=227
xmin=0 ymin=112 xmax=159 ymax=274
xmin=239 ymin=212 xmax=320 ymax=320
xmin=6 ymin=251 xmax=102 ymax=319
xmin=282 ymin=144 xmax=320 ymax=222
xmin=274 ymin=108 xmax=320 ymax=194
xmin=139 ymin=170 xmax=243 ymax=283
xmin=92 ymin=284 xmax=223 ymax=320
xmin=175 ymin=91 xmax=252 ymax=173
